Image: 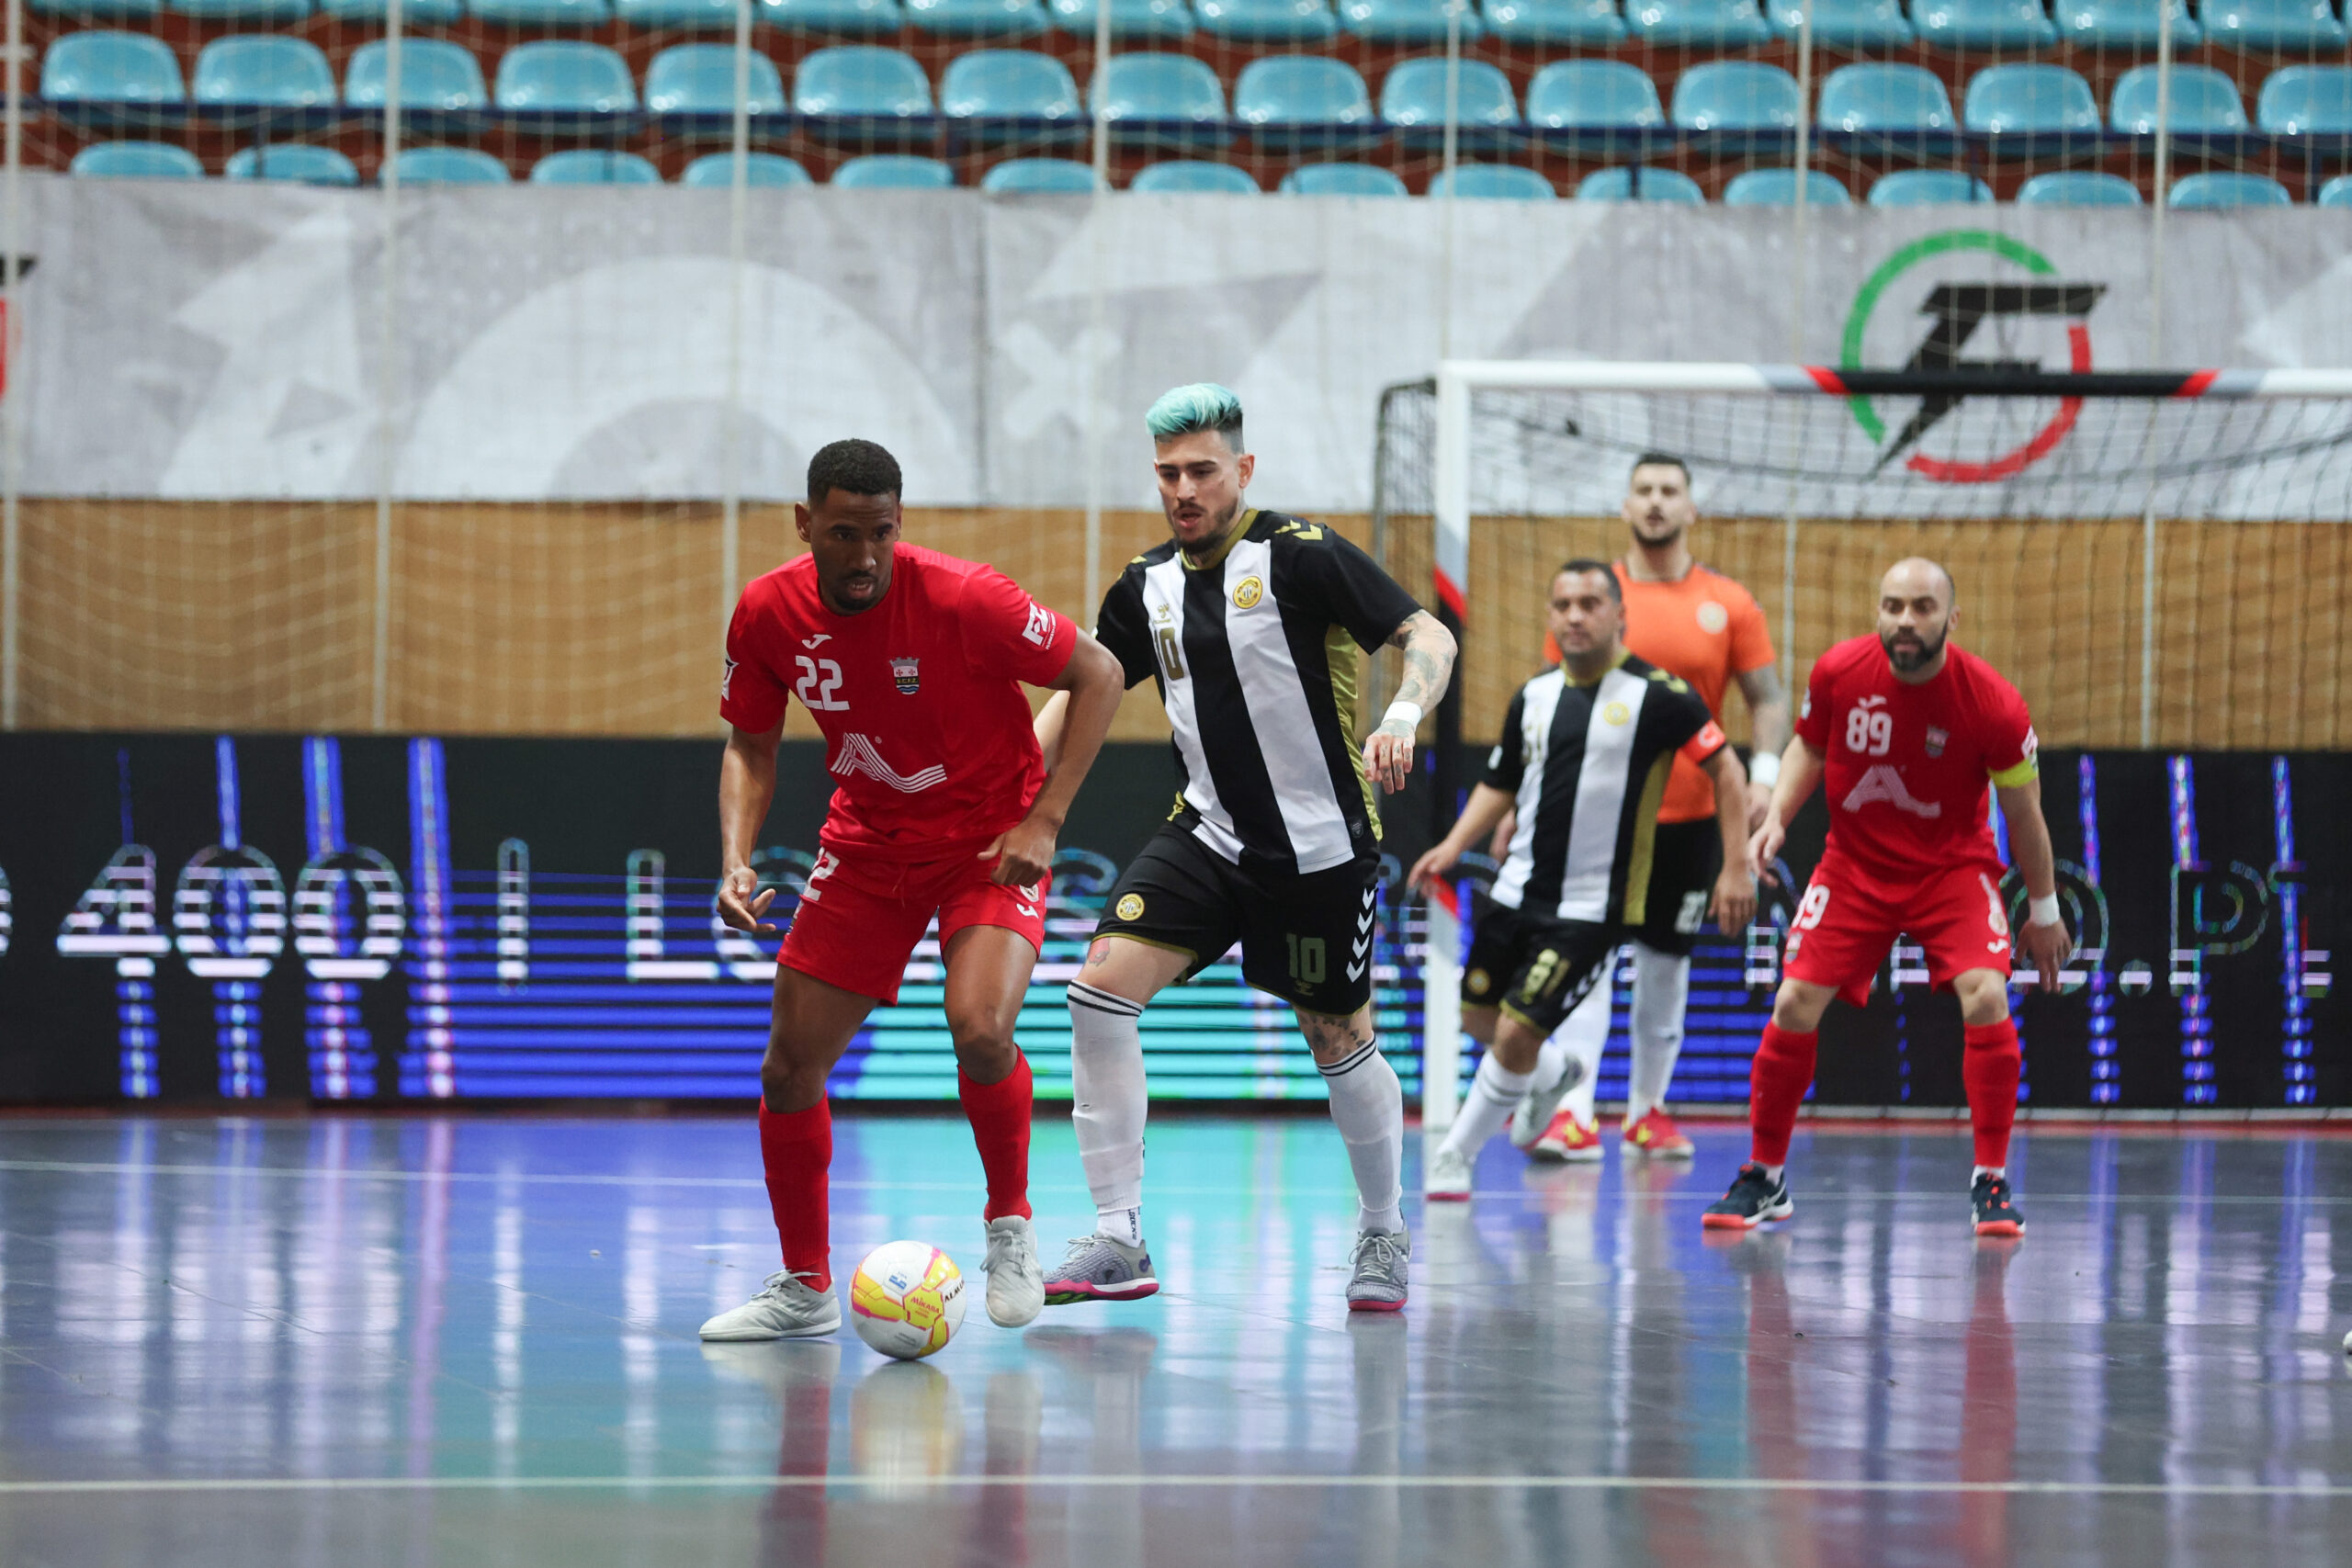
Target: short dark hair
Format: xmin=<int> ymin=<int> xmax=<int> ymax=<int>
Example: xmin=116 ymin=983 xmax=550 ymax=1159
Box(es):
xmin=807 ymin=438 xmax=903 ymax=505
xmin=1555 ymin=558 xmax=1623 ymax=602
xmin=1629 ymin=451 xmax=1691 ymax=487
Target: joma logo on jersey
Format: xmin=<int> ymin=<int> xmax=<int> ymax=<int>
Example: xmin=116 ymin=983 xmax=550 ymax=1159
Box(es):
xmin=890 ymin=657 xmax=921 ymax=694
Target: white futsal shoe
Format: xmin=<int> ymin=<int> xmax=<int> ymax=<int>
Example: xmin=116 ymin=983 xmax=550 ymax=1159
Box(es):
xmin=1509 ymin=1069 xmax=1577 ymax=1152
xmin=1423 ymin=1144 xmax=1474 ymax=1201
xmin=982 ymin=1214 xmax=1046 ymax=1328
xmin=699 ymin=1269 xmax=842 ymax=1341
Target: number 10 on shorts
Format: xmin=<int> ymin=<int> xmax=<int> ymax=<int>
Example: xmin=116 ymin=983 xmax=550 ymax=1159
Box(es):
xmin=1286 ymin=933 xmax=1326 ymax=984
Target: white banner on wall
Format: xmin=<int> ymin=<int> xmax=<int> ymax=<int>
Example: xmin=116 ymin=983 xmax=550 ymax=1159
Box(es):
xmin=16 ymin=174 xmax=2352 ymax=509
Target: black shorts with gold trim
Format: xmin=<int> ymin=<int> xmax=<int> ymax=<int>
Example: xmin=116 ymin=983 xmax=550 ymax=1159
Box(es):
xmin=1459 ymin=902 xmax=1624 ymax=1035
xmin=1091 ymin=825 xmax=1380 ymax=1016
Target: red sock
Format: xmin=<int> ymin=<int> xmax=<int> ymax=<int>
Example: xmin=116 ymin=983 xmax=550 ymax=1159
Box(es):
xmin=1962 ymin=1020 xmax=2021 ymax=1168
xmin=758 ymin=1099 xmax=833 ymax=1291
xmin=1748 ymin=1022 xmax=1818 ymax=1167
xmin=958 ymin=1053 xmax=1035 ymax=1223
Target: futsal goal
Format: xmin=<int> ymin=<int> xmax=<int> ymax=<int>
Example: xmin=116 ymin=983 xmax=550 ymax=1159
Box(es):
xmin=1374 ymin=360 xmax=2352 ymax=1128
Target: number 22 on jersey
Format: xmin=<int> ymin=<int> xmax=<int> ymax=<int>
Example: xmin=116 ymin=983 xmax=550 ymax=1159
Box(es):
xmin=796 ymin=657 xmax=849 ymax=711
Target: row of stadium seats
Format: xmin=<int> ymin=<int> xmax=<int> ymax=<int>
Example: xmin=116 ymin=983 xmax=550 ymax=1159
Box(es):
xmin=23 ymin=0 xmax=2352 ymax=51
xmin=43 ymin=32 xmax=2352 ymax=141
xmin=65 ymin=140 xmax=2352 ymax=197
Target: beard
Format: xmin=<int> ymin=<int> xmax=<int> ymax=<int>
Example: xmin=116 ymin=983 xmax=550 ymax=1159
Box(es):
xmin=1882 ymin=623 xmax=1948 ymax=672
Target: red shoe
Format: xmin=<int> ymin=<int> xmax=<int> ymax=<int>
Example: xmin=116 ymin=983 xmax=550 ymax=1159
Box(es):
xmin=1531 ymin=1110 xmax=1603 ymax=1164
xmin=1622 ymin=1110 xmax=1694 ymax=1159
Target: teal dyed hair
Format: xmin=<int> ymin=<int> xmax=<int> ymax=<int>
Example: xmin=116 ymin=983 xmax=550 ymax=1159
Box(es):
xmin=1145 ymin=382 xmax=1244 ymax=449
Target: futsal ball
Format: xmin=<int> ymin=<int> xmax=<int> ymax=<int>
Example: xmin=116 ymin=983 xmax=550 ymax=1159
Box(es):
xmin=849 ymin=1241 xmax=967 ymax=1360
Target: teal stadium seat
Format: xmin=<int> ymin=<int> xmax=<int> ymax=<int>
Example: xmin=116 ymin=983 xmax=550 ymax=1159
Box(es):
xmin=531 ymin=150 xmax=662 ymax=184
xmin=832 ymin=152 xmax=956 ymax=186
xmin=1626 ymin=0 xmax=1770 ymax=46
xmin=616 ymin=0 xmax=741 ymax=29
xmin=1671 ymin=61 xmax=1800 ymax=152
xmin=757 ymin=0 xmax=903 ymax=29
xmin=316 ymin=0 xmax=459 ymax=23
xmin=1722 ymin=166 xmax=1852 ymax=203
xmin=192 ymin=36 xmax=334 ymax=110
xmin=683 ymin=151 xmax=814 ymax=184
xmin=1764 ymin=0 xmax=1913 ymax=47
xmin=1911 ymin=0 xmax=2056 ymax=50
xmin=2015 ymin=169 xmax=2142 ymax=203
xmin=2168 ymin=170 xmax=2292 ymax=207
xmin=1576 ymin=165 xmax=1705 ymax=201
xmin=941 ymin=50 xmax=1083 ymax=145
xmin=31 ymin=0 xmax=157 ymax=19
xmin=644 ymin=44 xmax=788 ymax=116
xmin=1279 ymin=161 xmax=1408 ymax=194
xmin=1963 ymin=62 xmax=2098 ymax=156
xmin=1091 ymin=53 xmax=1232 ymax=149
xmin=171 ymin=0 xmax=309 ymax=23
xmin=1046 ymin=0 xmax=1194 ymax=39
xmin=1869 ymin=167 xmax=1994 ymax=203
xmin=2200 ymin=0 xmax=2346 ymax=51
xmin=496 ymin=42 xmax=639 ymax=114
xmin=2051 ymin=0 xmax=2199 ymax=45
xmin=1193 ymin=0 xmax=1339 ymax=41
xmin=1527 ymin=58 xmax=1665 ymax=156
xmin=1425 ymin=162 xmax=1555 ymax=197
xmin=1131 ymin=158 xmax=1259 ymax=190
xmin=795 ymin=46 xmax=934 ymax=142
xmin=2315 ymin=173 xmax=2352 ymax=206
xmin=394 ymin=146 xmax=511 ymax=184
xmin=1381 ymin=58 xmax=1521 ymax=150
xmin=71 ymin=140 xmax=203 ymax=176
xmin=980 ymin=156 xmax=1098 ymax=189
xmin=906 ymin=0 xmax=1050 ymax=36
xmin=344 ymin=39 xmax=488 ymax=111
xmin=473 ymin=0 xmax=611 ymax=26
xmin=1819 ymin=62 xmax=1958 ymax=153
xmin=225 ymin=143 xmax=356 ymax=183
xmin=41 ymin=32 xmax=185 ymax=115
xmin=1482 ymin=0 xmax=1625 ymax=42
xmin=1235 ymin=56 xmax=1375 ymax=151
xmin=1338 ymin=0 xmax=1482 ymax=41
xmin=2259 ymin=65 xmax=2352 ymax=133
xmin=2110 ymin=65 xmax=2247 ymax=133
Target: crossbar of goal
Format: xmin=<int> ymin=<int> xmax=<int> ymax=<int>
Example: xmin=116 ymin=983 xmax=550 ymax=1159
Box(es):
xmin=1418 ymin=360 xmax=2352 ymax=1131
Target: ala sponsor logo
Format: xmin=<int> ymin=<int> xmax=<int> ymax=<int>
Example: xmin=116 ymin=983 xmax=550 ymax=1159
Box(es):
xmin=1840 ymin=763 xmax=1943 ymax=818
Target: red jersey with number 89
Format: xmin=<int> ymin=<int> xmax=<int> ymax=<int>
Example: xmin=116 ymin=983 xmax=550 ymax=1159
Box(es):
xmin=1794 ymin=635 xmax=2039 ymax=886
xmin=721 ymin=545 xmax=1077 ymax=861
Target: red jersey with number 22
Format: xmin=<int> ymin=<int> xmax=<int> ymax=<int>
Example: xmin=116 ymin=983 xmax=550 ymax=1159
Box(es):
xmin=1795 ymin=635 xmax=2039 ymax=886
xmin=720 ymin=545 xmax=1078 ymax=861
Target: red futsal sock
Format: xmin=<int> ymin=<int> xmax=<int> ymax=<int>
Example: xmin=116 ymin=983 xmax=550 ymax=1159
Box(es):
xmin=958 ymin=1052 xmax=1035 ymax=1223
xmin=758 ymin=1099 xmax=833 ymax=1291
xmin=1962 ymin=1020 xmax=2022 ymax=1169
xmin=1748 ymin=1022 xmax=1819 ymax=1167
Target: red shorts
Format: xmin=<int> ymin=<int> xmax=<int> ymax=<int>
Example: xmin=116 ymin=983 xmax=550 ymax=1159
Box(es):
xmin=777 ymin=847 xmax=1050 ymax=1005
xmin=1781 ymin=849 xmax=2012 ymax=1010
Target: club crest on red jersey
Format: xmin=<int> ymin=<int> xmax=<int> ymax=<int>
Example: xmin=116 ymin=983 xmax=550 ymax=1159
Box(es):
xmin=890 ymin=657 xmax=921 ymax=695
xmin=1925 ymin=726 xmax=1949 ymax=757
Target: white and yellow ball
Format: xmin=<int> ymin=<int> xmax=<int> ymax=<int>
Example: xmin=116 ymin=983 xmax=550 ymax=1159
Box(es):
xmin=848 ymin=1241 xmax=967 ymax=1360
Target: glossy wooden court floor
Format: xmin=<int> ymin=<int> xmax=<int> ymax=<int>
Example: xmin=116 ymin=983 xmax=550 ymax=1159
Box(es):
xmin=2 ymin=1113 xmax=2348 ymax=1566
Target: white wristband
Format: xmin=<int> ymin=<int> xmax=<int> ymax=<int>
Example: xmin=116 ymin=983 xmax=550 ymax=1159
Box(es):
xmin=1747 ymin=750 xmax=1781 ymax=789
xmin=2029 ymin=892 xmax=2061 ymax=927
xmin=1381 ymin=701 xmax=1422 ymax=732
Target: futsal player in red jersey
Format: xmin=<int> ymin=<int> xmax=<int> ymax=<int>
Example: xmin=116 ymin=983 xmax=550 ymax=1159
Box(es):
xmin=701 ymin=438 xmax=1125 ymax=1341
xmin=1704 ymin=558 xmax=2073 ymax=1237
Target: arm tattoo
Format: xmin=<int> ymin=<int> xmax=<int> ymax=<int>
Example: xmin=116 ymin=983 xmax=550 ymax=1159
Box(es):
xmin=1737 ymin=665 xmax=1791 ymax=750
xmin=1384 ymin=612 xmax=1458 ymax=721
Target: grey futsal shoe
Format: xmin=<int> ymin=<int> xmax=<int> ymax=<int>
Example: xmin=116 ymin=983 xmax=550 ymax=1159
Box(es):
xmin=982 ymin=1214 xmax=1046 ymax=1327
xmin=1509 ymin=1069 xmax=1576 ymax=1152
xmin=1041 ymin=1233 xmax=1160 ymax=1304
xmin=1346 ymin=1228 xmax=1409 ymax=1313
xmin=699 ymin=1269 xmax=842 ymax=1341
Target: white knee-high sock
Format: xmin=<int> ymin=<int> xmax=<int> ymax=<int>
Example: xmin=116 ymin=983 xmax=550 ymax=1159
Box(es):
xmin=1624 ymin=945 xmax=1691 ymax=1124
xmin=1555 ymin=965 xmax=1615 ymax=1125
xmin=1069 ymin=982 xmax=1148 ymax=1244
xmin=1319 ymin=1038 xmax=1404 ymax=1235
xmin=1439 ymin=1051 xmax=1538 ymax=1161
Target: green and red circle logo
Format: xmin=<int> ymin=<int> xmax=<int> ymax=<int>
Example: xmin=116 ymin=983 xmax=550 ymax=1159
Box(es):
xmin=1842 ymin=230 xmax=2095 ymax=485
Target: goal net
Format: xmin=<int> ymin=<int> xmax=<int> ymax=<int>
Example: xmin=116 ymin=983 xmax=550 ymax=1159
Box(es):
xmin=1377 ymin=361 xmax=2352 ymax=1127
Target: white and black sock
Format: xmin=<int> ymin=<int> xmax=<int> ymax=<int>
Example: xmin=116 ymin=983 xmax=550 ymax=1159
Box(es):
xmin=1438 ymin=1051 xmax=1537 ymax=1162
xmin=1068 ymin=981 xmax=1148 ymax=1244
xmin=1624 ymin=946 xmax=1690 ymax=1125
xmin=1319 ymin=1038 xmax=1404 ymax=1235
xmin=1555 ymin=975 xmax=1612 ymax=1127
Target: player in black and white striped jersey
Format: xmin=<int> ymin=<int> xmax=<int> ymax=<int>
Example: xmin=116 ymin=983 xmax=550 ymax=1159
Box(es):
xmin=1034 ymin=382 xmax=1458 ymax=1313
xmin=1408 ymin=561 xmax=1757 ymax=1201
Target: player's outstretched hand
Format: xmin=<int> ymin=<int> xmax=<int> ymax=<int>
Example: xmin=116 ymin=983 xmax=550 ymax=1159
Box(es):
xmin=717 ymin=868 xmax=777 ymax=936
xmin=1363 ymin=719 xmax=1416 ymax=795
xmin=1710 ymin=865 xmax=1757 ymax=936
xmin=2020 ymin=914 xmax=2072 ymax=992
xmin=981 ymin=815 xmax=1057 ymax=888
xmin=1747 ymin=817 xmax=1788 ymax=886
xmin=1406 ymin=842 xmax=1459 ymax=899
